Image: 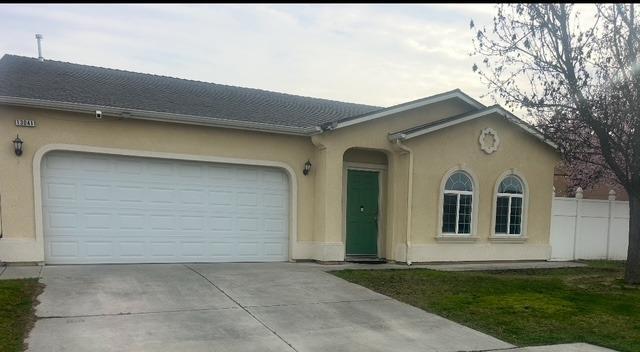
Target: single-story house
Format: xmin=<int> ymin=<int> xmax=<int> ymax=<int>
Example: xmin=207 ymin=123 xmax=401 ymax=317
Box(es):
xmin=0 ymin=54 xmax=559 ymax=264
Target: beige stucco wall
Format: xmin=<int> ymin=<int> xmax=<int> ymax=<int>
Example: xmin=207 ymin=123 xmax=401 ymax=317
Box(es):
xmin=309 ymin=101 xmax=558 ymax=262
xmin=310 ymin=100 xmax=476 ymax=260
xmin=403 ymin=113 xmax=559 ymax=261
xmin=0 ymin=106 xmax=317 ymax=261
xmin=0 ymin=99 xmax=559 ymax=263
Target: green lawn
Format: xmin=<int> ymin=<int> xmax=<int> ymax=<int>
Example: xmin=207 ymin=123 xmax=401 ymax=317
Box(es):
xmin=0 ymin=279 xmax=43 ymax=352
xmin=332 ymin=261 xmax=639 ymax=352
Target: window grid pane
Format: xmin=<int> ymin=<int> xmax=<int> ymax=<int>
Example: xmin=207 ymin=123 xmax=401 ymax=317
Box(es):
xmin=499 ymin=176 xmax=523 ymax=194
xmin=509 ymin=197 xmax=523 ymax=234
xmin=495 ymin=196 xmax=509 ymax=233
xmin=457 ymin=194 xmax=472 ymax=234
xmin=445 ymin=172 xmax=473 ymax=192
xmin=442 ymin=194 xmax=457 ymax=233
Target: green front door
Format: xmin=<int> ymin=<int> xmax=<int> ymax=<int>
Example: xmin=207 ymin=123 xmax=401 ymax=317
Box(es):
xmin=346 ymin=170 xmax=379 ymax=256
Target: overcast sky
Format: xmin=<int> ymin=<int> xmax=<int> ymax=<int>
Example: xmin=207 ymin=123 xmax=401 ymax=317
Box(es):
xmin=0 ymin=4 xmax=497 ymax=108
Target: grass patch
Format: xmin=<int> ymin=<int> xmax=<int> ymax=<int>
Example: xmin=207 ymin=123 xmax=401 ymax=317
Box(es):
xmin=0 ymin=279 xmax=43 ymax=352
xmin=332 ymin=261 xmax=639 ymax=352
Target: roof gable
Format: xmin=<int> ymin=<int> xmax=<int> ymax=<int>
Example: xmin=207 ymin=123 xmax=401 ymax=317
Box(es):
xmin=319 ymin=89 xmax=485 ymax=132
xmin=388 ymin=105 xmax=558 ymax=150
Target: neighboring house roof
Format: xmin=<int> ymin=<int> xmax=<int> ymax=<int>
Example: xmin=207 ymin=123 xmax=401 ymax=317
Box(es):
xmin=0 ymin=54 xmax=381 ymax=134
xmin=388 ymin=105 xmax=558 ymax=150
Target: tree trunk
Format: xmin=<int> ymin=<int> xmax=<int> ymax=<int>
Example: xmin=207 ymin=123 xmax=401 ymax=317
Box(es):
xmin=625 ymin=195 xmax=640 ymax=284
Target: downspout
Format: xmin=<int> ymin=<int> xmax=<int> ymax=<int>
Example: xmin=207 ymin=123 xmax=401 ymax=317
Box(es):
xmin=394 ymin=138 xmax=413 ymax=265
xmin=310 ymin=134 xmax=327 ymax=261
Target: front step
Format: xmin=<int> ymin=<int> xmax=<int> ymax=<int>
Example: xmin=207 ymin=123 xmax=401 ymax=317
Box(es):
xmin=345 ymin=256 xmax=387 ymax=264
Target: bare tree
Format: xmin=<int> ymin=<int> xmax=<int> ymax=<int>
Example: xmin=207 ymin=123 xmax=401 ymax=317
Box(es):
xmin=471 ymin=3 xmax=640 ymax=283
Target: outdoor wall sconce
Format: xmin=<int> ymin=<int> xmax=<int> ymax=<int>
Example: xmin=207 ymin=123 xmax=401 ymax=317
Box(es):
xmin=303 ymin=160 xmax=312 ymax=176
xmin=12 ymin=134 xmax=23 ymax=156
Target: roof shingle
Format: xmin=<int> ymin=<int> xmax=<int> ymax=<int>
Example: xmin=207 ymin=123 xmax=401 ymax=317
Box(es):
xmin=0 ymin=54 xmax=382 ymax=129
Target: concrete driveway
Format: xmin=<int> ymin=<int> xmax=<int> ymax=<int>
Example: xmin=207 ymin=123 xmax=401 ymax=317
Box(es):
xmin=26 ymin=263 xmax=513 ymax=352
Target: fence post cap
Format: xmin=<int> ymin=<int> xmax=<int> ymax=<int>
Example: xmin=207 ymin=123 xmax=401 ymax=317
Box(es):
xmin=608 ymin=189 xmax=616 ymax=201
xmin=575 ymin=187 xmax=584 ymax=199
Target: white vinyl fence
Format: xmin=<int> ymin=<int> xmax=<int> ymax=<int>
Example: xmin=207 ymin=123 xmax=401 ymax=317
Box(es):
xmin=550 ymin=188 xmax=629 ymax=260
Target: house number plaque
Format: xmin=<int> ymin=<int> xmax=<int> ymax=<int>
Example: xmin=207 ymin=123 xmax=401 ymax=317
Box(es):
xmin=15 ymin=119 xmax=36 ymax=127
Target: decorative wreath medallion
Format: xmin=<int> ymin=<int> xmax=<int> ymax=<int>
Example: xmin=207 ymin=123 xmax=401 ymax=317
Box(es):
xmin=479 ymin=128 xmax=500 ymax=154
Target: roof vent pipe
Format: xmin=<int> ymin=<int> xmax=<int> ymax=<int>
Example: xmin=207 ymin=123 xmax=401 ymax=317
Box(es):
xmin=35 ymin=34 xmax=44 ymax=61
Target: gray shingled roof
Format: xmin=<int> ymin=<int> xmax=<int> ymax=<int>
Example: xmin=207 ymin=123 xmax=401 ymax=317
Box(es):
xmin=0 ymin=54 xmax=382 ymax=129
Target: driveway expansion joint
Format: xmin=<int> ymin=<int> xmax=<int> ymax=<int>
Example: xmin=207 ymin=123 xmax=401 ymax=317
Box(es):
xmin=184 ymin=264 xmax=299 ymax=352
xmin=36 ymin=306 xmax=241 ymax=320
xmin=243 ymin=297 xmax=393 ymax=309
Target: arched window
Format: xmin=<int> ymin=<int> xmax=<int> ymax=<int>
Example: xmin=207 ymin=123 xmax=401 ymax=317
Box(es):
xmin=495 ymin=175 xmax=524 ymax=235
xmin=442 ymin=171 xmax=474 ymax=234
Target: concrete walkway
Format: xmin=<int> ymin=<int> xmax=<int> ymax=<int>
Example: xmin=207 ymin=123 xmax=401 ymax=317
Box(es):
xmin=0 ymin=260 xmax=585 ymax=280
xmin=0 ymin=264 xmax=43 ymax=279
xmin=0 ymin=261 xmax=612 ymax=351
xmin=490 ymin=343 xmax=617 ymax=351
xmin=309 ymin=260 xmax=587 ymax=272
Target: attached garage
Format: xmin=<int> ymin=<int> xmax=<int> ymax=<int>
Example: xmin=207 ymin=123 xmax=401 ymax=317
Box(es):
xmin=41 ymin=151 xmax=290 ymax=264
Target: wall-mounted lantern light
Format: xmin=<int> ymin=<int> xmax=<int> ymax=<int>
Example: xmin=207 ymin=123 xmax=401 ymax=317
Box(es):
xmin=12 ymin=134 xmax=23 ymax=156
xmin=303 ymin=160 xmax=312 ymax=176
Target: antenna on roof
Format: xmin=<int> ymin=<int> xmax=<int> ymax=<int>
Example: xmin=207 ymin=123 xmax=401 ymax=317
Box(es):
xmin=35 ymin=34 xmax=44 ymax=61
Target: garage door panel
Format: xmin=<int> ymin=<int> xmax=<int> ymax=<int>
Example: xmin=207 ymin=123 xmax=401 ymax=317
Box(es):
xmin=115 ymin=158 xmax=144 ymax=175
xmin=206 ymin=164 xmax=235 ymax=178
xmin=42 ymin=151 xmax=289 ymax=264
xmin=119 ymin=241 xmax=146 ymax=257
xmin=80 ymin=155 xmax=112 ymax=173
xmin=264 ymin=242 xmax=288 ymax=256
xmin=44 ymin=154 xmax=75 ymax=170
xmin=181 ymin=242 xmax=206 ymax=257
xmin=45 ymin=210 xmax=78 ymax=230
xmin=84 ymin=185 xmax=112 ymax=201
xmin=84 ymin=212 xmax=112 ymax=229
xmin=209 ymin=241 xmax=235 ymax=256
xmin=49 ymin=241 xmax=78 ymax=258
xmin=45 ymin=182 xmax=77 ymax=201
xmin=86 ymin=241 xmax=115 ymax=258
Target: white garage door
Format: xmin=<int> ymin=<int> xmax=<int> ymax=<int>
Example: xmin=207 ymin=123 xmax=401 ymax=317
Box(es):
xmin=41 ymin=151 xmax=290 ymax=264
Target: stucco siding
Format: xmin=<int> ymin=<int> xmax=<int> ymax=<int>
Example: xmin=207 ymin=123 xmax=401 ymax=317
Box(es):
xmin=405 ymin=113 xmax=559 ymax=260
xmin=0 ymin=98 xmax=558 ymax=263
xmin=0 ymin=106 xmax=316 ymax=261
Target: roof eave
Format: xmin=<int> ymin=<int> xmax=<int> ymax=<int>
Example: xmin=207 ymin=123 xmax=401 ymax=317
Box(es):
xmin=499 ymin=108 xmax=559 ymax=150
xmin=0 ymin=96 xmax=318 ymax=136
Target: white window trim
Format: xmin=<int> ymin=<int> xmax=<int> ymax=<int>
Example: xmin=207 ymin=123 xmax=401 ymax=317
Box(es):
xmin=437 ymin=167 xmax=479 ymax=239
xmin=490 ymin=170 xmax=529 ymax=241
xmin=495 ymin=192 xmax=524 ymax=235
xmin=443 ymin=190 xmax=473 ymax=235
